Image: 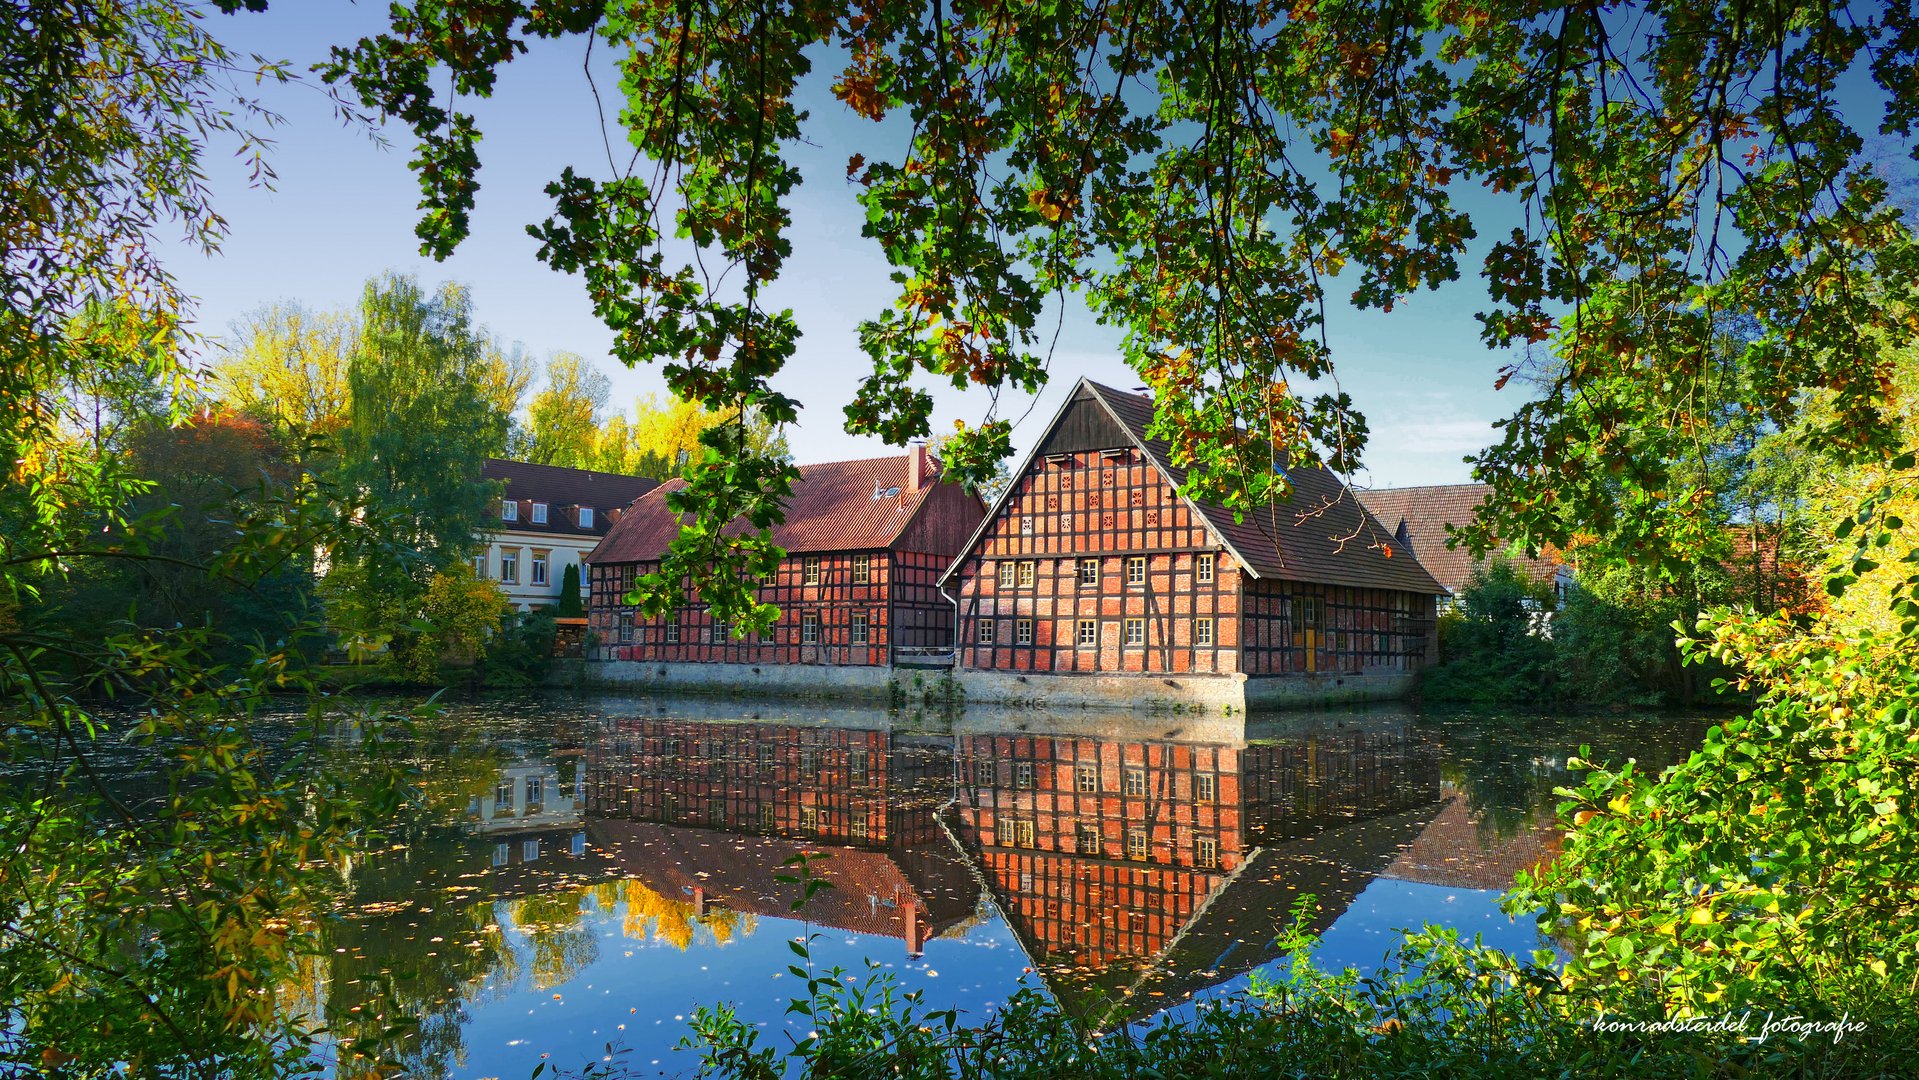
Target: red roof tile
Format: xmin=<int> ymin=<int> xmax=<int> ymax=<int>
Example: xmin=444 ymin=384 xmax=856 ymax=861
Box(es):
xmin=1354 ymin=483 xmax=1565 ymax=595
xmin=589 ymin=453 xmax=963 ymax=563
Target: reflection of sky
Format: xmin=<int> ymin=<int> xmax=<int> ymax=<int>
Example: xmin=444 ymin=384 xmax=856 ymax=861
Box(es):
xmin=454 ymin=901 xmax=1039 ymax=1079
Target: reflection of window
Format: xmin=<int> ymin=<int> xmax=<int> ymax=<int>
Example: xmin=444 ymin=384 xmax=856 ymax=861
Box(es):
xmin=522 ymin=838 xmax=541 ymax=862
xmin=1197 ymin=553 xmax=1215 ymax=583
xmin=493 ymin=843 xmax=510 ymax=866
xmin=525 ymin=776 xmax=545 ymax=807
xmin=849 ymin=753 xmax=869 ymax=786
xmin=1076 ymin=765 xmax=1099 ymax=793
xmin=801 ymin=611 xmax=820 ymax=644
xmin=803 ymin=556 xmax=821 ymax=584
xmin=1196 ymin=773 xmax=1216 ymax=802
xmin=1195 ymin=618 xmax=1215 ymax=646
xmin=1016 ymin=819 xmax=1035 ymax=847
xmin=851 ymin=612 xmax=869 ymax=645
xmin=998 ymin=561 xmax=1017 ymax=588
xmin=977 ymin=619 xmax=996 ymax=645
xmin=1078 ymin=823 xmax=1101 ymax=854
xmin=495 ymin=779 xmax=514 ymax=807
xmin=759 ymin=804 xmax=776 ymax=831
xmin=579 ymin=506 xmax=594 ymax=528
xmin=1018 ymin=561 xmax=1035 ymax=587
xmin=1126 ymin=556 xmax=1145 ymax=584
xmin=708 ymin=801 xmax=725 ymax=826
xmin=1126 ymin=828 xmax=1147 ymax=860
xmin=851 ymin=812 xmax=870 ymax=840
xmin=1196 ymin=836 xmax=1218 ymax=869
xmin=531 ymin=550 xmax=549 ymax=586
xmin=852 ymin=554 xmax=870 ymax=584
xmin=801 ymin=805 xmax=819 ymax=832
xmin=1078 ymin=558 xmax=1098 ymax=585
xmin=1015 ymin=618 xmax=1033 ymax=645
xmin=571 ymin=833 xmax=587 ymax=856
xmin=1123 ymin=768 xmax=1145 ymax=796
xmin=531 ymin=502 xmax=548 ymax=524
xmin=1124 ymin=618 xmax=1145 ymax=645
xmin=996 ymin=818 xmax=1016 ymax=846
xmin=1014 ymin=762 xmax=1034 ymax=789
xmin=501 ymin=501 xmax=518 ymax=522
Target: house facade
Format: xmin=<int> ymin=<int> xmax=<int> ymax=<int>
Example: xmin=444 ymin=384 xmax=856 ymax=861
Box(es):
xmin=1354 ymin=483 xmax=1573 ymax=610
xmin=585 ymin=448 xmax=985 ymax=697
xmin=942 ymin=380 xmax=1446 ymax=710
xmin=478 ymin=459 xmax=658 ymax=611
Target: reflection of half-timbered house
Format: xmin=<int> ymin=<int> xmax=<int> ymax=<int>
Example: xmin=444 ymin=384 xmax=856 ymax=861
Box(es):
xmin=942 ymin=380 xmax=1446 ymax=710
xmin=586 ymin=449 xmax=984 ymax=698
xmin=581 ymin=717 xmax=978 ymax=956
xmin=951 ymin=714 xmax=1445 ymax=1024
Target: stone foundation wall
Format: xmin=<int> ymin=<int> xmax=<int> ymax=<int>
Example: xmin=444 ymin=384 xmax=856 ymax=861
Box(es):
xmin=587 ymin=659 xmax=903 ymax=702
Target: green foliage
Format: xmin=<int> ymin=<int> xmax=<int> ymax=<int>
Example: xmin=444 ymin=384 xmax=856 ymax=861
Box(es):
xmin=483 ymin=607 xmax=559 ymax=688
xmin=326 ymin=0 xmax=1918 ymax=622
xmin=1420 ymin=559 xmax=1559 ymax=705
xmin=557 ymin=563 xmax=584 ymax=618
xmin=404 ymin=562 xmax=512 ymax=680
xmin=524 ymin=351 xmax=611 ymax=467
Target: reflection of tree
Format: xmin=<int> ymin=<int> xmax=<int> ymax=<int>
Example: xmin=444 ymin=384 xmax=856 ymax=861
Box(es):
xmin=508 ymin=892 xmax=599 ymax=991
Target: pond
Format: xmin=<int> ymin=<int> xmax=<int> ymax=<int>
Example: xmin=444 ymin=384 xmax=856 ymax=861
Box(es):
xmin=139 ymin=695 xmax=1711 ymax=1078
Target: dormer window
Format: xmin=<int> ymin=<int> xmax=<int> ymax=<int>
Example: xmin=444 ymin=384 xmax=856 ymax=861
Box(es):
xmin=531 ymin=502 xmax=548 ymax=524
xmin=578 ymin=506 xmax=595 ymax=529
xmin=501 ymin=501 xmax=518 ymax=523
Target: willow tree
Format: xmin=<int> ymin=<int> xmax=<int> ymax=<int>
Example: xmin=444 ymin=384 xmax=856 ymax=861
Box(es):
xmin=323 ymin=0 xmax=1916 ymax=626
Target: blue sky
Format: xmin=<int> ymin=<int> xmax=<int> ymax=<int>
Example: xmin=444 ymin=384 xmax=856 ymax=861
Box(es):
xmin=166 ymin=4 xmax=1536 ymax=488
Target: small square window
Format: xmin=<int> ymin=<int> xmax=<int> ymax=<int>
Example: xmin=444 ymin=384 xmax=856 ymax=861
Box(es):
xmin=998 ymin=561 xmax=1017 ymax=588
xmin=1020 ymin=517 xmax=1034 ymax=535
xmin=1016 ymin=819 xmax=1035 ymax=847
xmin=579 ymin=506 xmax=595 ymax=529
xmin=1014 ymin=762 xmax=1034 ymax=789
xmin=1195 ymin=618 xmax=1215 ymax=646
xmin=1126 ymin=828 xmax=1147 ymax=860
xmin=1077 ymin=619 xmax=1098 ymax=646
xmin=501 ymin=501 xmax=518 ymax=523
xmin=712 ymin=618 xmax=731 ymax=642
xmin=1196 ymin=836 xmax=1219 ymax=869
xmin=1123 ymin=768 xmax=1146 ymax=797
xmin=1124 ymin=618 xmax=1145 ymax=645
xmin=1196 ymin=553 xmax=1215 ymax=583
xmin=1196 ymin=773 xmax=1217 ymax=802
xmin=803 ymin=556 xmax=821 ymax=585
xmin=977 ymin=619 xmax=996 ymax=645
xmin=1078 ymin=822 xmax=1101 ymax=855
xmin=802 ymin=611 xmax=820 ymax=644
xmin=1076 ymin=765 xmax=1099 ymax=793
xmin=1078 ymin=558 xmax=1098 ymax=586
xmin=531 ymin=502 xmax=548 ymax=525
xmin=851 ymin=612 xmax=869 ymax=645
xmin=1126 ymin=556 xmax=1146 ymax=584
xmin=1018 ymin=561 xmax=1036 ymax=587
xmin=853 ymin=554 xmax=871 ymax=584
xmin=1015 ymin=618 xmax=1033 ymax=645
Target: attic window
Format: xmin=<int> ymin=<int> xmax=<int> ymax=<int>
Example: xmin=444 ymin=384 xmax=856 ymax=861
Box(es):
xmin=531 ymin=502 xmax=548 ymax=524
xmin=579 ymin=507 xmax=595 ymax=529
xmin=1100 ymin=448 xmax=1129 ymax=459
xmin=872 ymin=484 xmax=901 ymax=500
xmin=501 ymin=501 xmax=518 ymax=523
xmin=1045 ymin=453 xmax=1071 ymax=465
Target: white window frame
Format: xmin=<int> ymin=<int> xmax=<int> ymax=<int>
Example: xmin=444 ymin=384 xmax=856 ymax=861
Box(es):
xmin=579 ymin=506 xmax=595 ymax=528
xmin=531 ymin=550 xmax=549 ymax=587
xmin=500 ymin=549 xmax=520 ymax=584
xmin=531 ymin=502 xmax=548 ymax=524
xmin=501 ymin=500 xmax=518 ymax=523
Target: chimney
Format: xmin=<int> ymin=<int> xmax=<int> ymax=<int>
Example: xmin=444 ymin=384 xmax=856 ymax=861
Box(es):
xmin=907 ymin=442 xmax=929 ymax=494
xmin=903 ymin=898 xmax=924 ymax=959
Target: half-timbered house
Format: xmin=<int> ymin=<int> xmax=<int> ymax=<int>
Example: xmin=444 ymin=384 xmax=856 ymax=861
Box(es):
xmin=942 ymin=379 xmax=1446 ymax=710
xmin=586 ymin=447 xmax=984 ymax=697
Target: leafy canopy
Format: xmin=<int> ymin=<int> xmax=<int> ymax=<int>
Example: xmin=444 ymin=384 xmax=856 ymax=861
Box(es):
xmin=323 ymin=0 xmax=1918 ymax=624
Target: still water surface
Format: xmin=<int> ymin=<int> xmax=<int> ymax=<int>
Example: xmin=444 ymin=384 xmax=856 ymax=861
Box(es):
xmin=253 ymin=695 xmax=1704 ymax=1077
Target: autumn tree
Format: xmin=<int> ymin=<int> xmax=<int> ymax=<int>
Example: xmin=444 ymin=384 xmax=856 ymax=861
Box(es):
xmin=523 ymin=351 xmax=611 ymax=466
xmin=215 ymin=301 xmax=357 ymax=454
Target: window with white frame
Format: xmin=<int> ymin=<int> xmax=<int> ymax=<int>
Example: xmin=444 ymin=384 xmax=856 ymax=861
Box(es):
xmin=579 ymin=506 xmax=595 ymax=528
xmin=1123 ymin=768 xmax=1145 ymax=796
xmin=531 ymin=550 xmax=549 ymax=586
xmin=501 ymin=500 xmax=518 ymax=522
xmin=500 ymin=550 xmax=519 ymax=583
xmin=531 ymin=502 xmax=548 ymax=524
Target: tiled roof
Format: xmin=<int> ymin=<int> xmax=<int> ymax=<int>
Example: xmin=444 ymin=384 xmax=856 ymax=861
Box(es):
xmin=589 ymin=453 xmax=950 ymax=563
xmin=1354 ymin=483 xmax=1563 ymax=595
xmin=482 ymin=458 xmax=660 ymax=539
xmin=1077 ymin=380 xmax=1445 ymax=595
